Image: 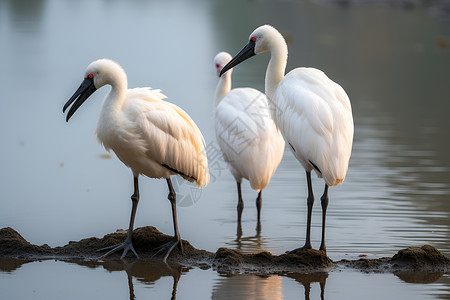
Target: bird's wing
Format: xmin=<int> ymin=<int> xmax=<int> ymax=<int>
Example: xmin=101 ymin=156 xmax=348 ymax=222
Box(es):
xmin=215 ymin=88 xmax=284 ymax=188
xmin=215 ymin=88 xmax=269 ymax=159
xmin=125 ymin=88 xmax=209 ymax=188
xmin=276 ymin=68 xmax=353 ymax=185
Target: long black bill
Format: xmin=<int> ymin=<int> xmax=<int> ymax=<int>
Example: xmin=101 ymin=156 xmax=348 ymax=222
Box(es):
xmin=63 ymin=77 xmax=97 ymax=122
xmin=219 ymin=40 xmax=256 ymax=77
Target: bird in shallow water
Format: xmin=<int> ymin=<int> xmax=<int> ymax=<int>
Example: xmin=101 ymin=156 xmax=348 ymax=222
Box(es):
xmin=220 ymin=25 xmax=354 ymax=251
xmin=63 ymin=58 xmax=209 ymax=261
xmin=213 ymin=52 xmax=285 ymax=224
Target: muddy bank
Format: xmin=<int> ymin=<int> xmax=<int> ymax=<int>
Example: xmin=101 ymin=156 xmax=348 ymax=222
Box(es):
xmin=337 ymin=245 xmax=450 ymax=273
xmin=0 ymin=227 xmax=448 ymax=274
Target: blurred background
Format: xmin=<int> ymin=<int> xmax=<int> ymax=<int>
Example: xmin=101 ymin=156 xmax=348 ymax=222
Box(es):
xmin=0 ymin=0 xmax=449 ymax=260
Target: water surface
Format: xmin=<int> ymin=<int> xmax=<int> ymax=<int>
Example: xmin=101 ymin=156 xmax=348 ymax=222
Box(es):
xmin=1 ymin=258 xmax=449 ymax=300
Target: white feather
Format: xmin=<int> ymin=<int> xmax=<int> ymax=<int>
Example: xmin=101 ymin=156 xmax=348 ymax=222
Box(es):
xmin=276 ymin=67 xmax=353 ymax=186
xmin=221 ymin=26 xmax=354 ymax=250
xmin=89 ymin=59 xmax=209 ymax=188
xmin=248 ymin=25 xmax=354 ymax=187
xmin=214 ymin=52 xmax=285 ymax=191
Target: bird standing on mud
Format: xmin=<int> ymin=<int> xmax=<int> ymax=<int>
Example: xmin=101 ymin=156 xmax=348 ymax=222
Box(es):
xmin=63 ymin=59 xmax=209 ymax=261
xmin=220 ymin=25 xmax=354 ymax=251
xmin=214 ymin=52 xmax=285 ymax=224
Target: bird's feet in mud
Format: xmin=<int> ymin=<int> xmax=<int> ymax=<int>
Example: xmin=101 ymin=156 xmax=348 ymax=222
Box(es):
xmin=97 ymin=238 xmax=139 ymax=260
xmin=286 ymin=243 xmax=313 ymax=254
xmin=150 ymin=237 xmax=183 ymax=262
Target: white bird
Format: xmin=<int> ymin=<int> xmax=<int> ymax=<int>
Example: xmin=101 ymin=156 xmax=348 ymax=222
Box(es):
xmin=220 ymin=25 xmax=354 ymax=251
xmin=63 ymin=59 xmax=209 ymax=261
xmin=214 ymin=52 xmax=285 ymax=224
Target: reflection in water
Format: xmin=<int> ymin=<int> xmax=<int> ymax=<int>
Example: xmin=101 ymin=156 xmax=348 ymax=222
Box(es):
xmin=394 ymin=271 xmax=443 ymax=284
xmin=117 ymin=261 xmax=182 ymax=300
xmin=1 ymin=258 xmax=449 ymax=299
xmin=212 ymin=272 xmax=328 ymax=300
xmin=212 ymin=274 xmax=283 ymax=300
xmin=0 ymin=258 xmax=32 ymax=273
xmin=66 ymin=259 xmax=183 ymax=300
xmin=231 ymin=220 xmax=266 ymax=253
xmin=286 ymin=272 xmax=328 ymax=300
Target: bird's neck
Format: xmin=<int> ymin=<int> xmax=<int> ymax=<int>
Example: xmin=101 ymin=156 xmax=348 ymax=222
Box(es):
xmin=96 ymin=77 xmax=128 ymax=144
xmin=101 ymin=76 xmax=128 ymax=115
xmin=215 ymin=72 xmax=232 ymax=107
xmin=265 ymin=36 xmax=288 ymax=101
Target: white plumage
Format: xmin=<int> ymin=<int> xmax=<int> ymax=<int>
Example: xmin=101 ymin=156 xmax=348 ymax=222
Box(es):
xmin=96 ymin=85 xmax=209 ymax=187
xmin=214 ymin=52 xmax=285 ymax=222
xmin=275 ymin=68 xmax=353 ymax=186
xmin=220 ymin=25 xmax=354 ymax=251
xmin=63 ymin=58 xmax=209 ymax=261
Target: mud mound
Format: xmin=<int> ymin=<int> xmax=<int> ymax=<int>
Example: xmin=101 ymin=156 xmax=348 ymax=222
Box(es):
xmin=277 ymin=248 xmax=332 ymax=267
xmin=391 ymin=245 xmax=450 ymax=271
xmin=337 ymin=245 xmax=450 ymax=273
xmin=53 ymin=226 xmax=212 ymax=261
xmin=127 ymin=226 xmax=211 ymax=261
xmin=0 ymin=226 xmax=212 ymax=262
xmin=0 ymin=227 xmax=52 ymax=258
xmin=213 ymin=247 xmax=332 ymax=273
xmin=1 ymin=227 xmax=449 ymax=274
xmin=0 ymin=227 xmax=333 ymax=272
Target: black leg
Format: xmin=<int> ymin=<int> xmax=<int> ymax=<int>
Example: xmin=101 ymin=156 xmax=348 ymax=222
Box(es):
xmin=237 ymin=181 xmax=244 ymax=223
xmin=150 ymin=178 xmax=183 ymax=262
xmin=256 ymin=191 xmax=262 ymax=222
xmin=98 ymin=176 xmax=140 ymax=259
xmin=167 ymin=178 xmax=183 ymax=254
xmin=288 ymin=171 xmax=314 ymax=253
xmin=319 ymin=184 xmax=329 ymax=251
xmin=128 ymin=176 xmax=140 ymax=235
xmin=303 ymin=171 xmax=314 ymax=249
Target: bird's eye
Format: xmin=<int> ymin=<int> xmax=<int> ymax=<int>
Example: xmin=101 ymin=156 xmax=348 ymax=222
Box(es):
xmin=87 ymin=73 xmax=94 ymax=79
xmin=215 ymin=63 xmax=220 ymax=69
xmin=251 ymin=36 xmax=257 ymax=42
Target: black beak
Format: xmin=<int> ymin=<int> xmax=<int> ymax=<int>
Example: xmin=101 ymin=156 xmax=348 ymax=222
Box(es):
xmin=219 ymin=40 xmax=256 ymax=77
xmin=63 ymin=77 xmax=97 ymax=122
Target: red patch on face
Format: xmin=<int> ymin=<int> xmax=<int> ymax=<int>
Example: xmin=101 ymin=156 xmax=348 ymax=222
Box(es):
xmin=251 ymin=36 xmax=257 ymax=42
xmin=87 ymin=73 xmax=94 ymax=79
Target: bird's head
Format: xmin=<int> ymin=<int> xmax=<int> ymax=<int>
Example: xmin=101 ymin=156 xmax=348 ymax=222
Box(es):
xmin=219 ymin=25 xmax=284 ymax=77
xmin=63 ymin=59 xmax=126 ymax=122
xmin=214 ymin=52 xmax=233 ymax=77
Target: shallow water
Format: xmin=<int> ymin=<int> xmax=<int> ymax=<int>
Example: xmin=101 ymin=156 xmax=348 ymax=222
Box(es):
xmin=0 ymin=258 xmax=449 ymax=300
xmin=1 ymin=0 xmax=450 ymax=299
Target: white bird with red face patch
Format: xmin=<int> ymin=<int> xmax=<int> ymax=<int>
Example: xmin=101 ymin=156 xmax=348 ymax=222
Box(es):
xmin=220 ymin=25 xmax=354 ymax=252
xmin=214 ymin=52 xmax=285 ymax=224
xmin=63 ymin=58 xmax=209 ymax=261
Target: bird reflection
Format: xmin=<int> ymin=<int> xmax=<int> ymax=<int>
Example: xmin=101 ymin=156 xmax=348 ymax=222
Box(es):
xmin=233 ymin=219 xmax=265 ymax=253
xmin=212 ymin=272 xmax=327 ymax=300
xmin=103 ymin=260 xmax=183 ymax=300
xmin=286 ymin=272 xmax=328 ymax=300
xmin=66 ymin=259 xmax=184 ymax=300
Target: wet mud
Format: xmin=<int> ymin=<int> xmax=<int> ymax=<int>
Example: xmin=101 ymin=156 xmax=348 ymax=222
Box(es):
xmin=0 ymin=227 xmax=448 ymax=275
